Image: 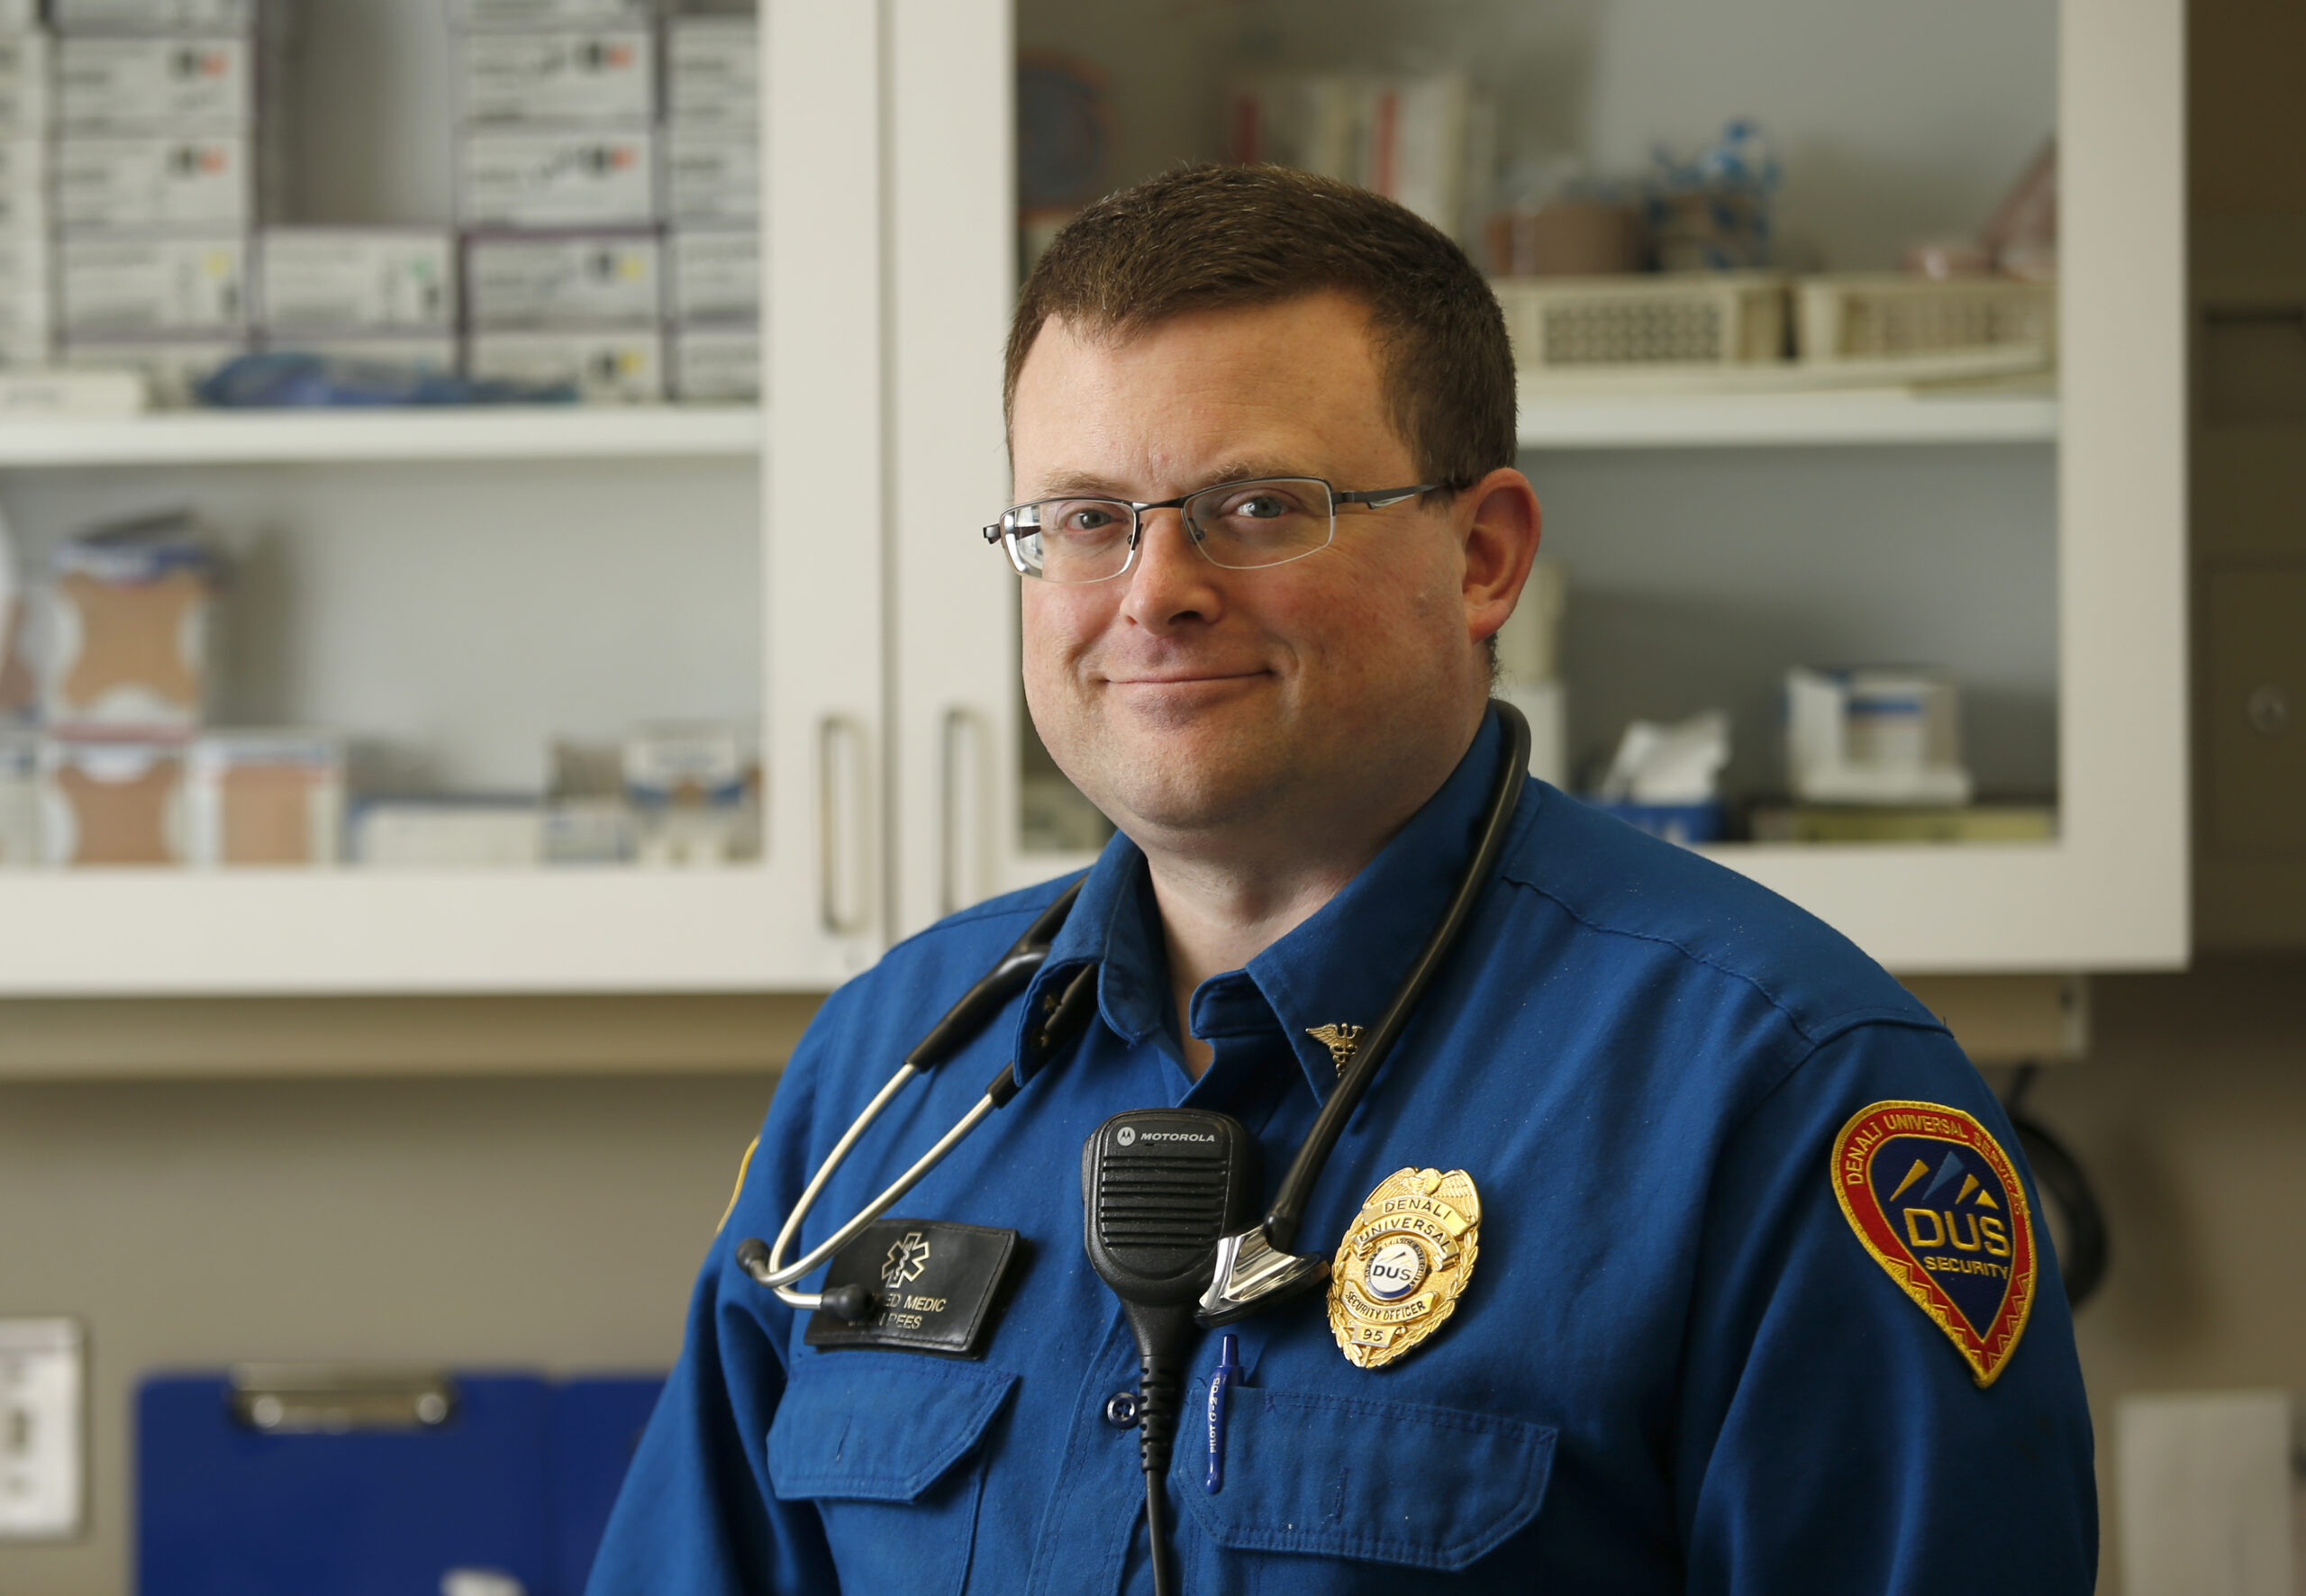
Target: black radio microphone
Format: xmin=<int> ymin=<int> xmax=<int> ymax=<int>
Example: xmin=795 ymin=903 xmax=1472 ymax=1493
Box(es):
xmin=1082 ymin=1108 xmax=1257 ymax=1596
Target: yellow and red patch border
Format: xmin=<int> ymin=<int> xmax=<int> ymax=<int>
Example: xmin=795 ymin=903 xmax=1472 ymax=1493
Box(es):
xmin=1830 ymin=1100 xmax=2038 ymax=1388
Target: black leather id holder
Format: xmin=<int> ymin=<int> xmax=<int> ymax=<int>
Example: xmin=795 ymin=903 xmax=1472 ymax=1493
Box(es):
xmin=802 ymin=1218 xmax=1023 ymax=1359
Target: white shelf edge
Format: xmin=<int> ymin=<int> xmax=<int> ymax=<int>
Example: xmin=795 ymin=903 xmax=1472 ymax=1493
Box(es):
xmin=1517 ymin=390 xmax=2059 ymax=449
xmin=0 ymin=404 xmax=762 ymax=467
xmin=0 ymin=868 xmax=812 ymax=995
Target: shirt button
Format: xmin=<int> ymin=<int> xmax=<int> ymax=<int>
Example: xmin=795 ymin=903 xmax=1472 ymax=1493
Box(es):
xmin=1103 ymin=1392 xmax=1140 ymax=1428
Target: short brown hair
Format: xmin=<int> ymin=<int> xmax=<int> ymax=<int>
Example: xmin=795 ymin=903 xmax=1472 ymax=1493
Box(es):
xmin=1005 ymin=163 xmax=1517 ymax=490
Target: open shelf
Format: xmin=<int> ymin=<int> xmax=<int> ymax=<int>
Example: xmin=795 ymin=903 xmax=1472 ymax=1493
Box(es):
xmin=0 ymin=406 xmax=761 ymax=468
xmin=1518 ymin=389 xmax=2058 ymax=449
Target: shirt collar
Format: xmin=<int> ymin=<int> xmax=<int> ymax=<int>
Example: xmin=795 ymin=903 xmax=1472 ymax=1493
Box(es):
xmin=1012 ymin=706 xmax=1512 ymax=1098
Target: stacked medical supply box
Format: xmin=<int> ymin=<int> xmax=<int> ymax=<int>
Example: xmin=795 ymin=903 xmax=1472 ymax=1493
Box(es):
xmin=16 ymin=507 xmax=346 ymax=868
xmin=256 ymin=228 xmax=458 ymax=376
xmin=665 ymin=8 xmax=757 ymax=400
xmin=458 ymin=0 xmax=666 ymax=401
xmin=0 ymin=27 xmax=49 ymax=368
xmin=52 ymin=0 xmax=291 ymax=405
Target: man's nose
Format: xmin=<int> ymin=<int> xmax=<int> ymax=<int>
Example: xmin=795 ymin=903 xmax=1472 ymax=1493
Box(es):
xmin=1118 ymin=507 xmax=1224 ymax=629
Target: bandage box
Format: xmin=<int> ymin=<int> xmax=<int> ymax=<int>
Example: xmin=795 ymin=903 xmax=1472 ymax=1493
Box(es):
xmin=456 ymin=0 xmax=655 ymax=27
xmin=41 ymin=510 xmax=219 ymax=734
xmin=50 ymin=0 xmax=255 ymax=28
xmin=468 ymin=327 xmax=662 ymax=402
xmin=670 ymin=324 xmax=757 ymax=401
xmin=62 ymin=334 xmax=249 ymax=405
xmin=59 ymin=35 xmax=255 ymax=128
xmin=258 ymin=228 xmax=455 ymax=332
xmin=354 ymin=799 xmax=544 ymax=868
xmin=462 ymin=31 xmax=655 ymax=124
xmin=60 ymin=234 xmax=250 ymax=333
xmin=622 ymin=721 xmax=760 ymax=866
xmin=0 ymin=32 xmax=50 ymax=131
xmin=668 ymin=227 xmax=757 ymax=322
xmin=458 ymin=128 xmax=658 ymax=228
xmin=186 ymin=730 xmax=343 ymax=866
xmin=665 ymin=125 xmax=758 ymax=223
xmin=59 ymin=134 xmax=254 ymax=229
xmin=39 ymin=738 xmax=189 ymax=866
xmin=667 ymin=18 xmax=757 ymax=126
xmin=0 ymin=732 xmax=38 ymax=866
xmin=465 ymin=231 xmax=661 ymax=327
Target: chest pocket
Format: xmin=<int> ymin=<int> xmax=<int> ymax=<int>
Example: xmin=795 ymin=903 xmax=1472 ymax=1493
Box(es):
xmin=1173 ymin=1379 xmax=1555 ymax=1580
xmin=768 ymin=1353 xmax=1018 ymax=1596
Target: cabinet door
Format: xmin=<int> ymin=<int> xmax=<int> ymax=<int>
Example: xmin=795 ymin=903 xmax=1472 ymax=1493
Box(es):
xmin=766 ymin=0 xmax=891 ymax=978
xmin=888 ymin=0 xmax=1031 ymax=938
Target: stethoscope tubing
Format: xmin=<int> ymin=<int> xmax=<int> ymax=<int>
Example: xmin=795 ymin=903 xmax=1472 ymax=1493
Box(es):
xmin=748 ymin=703 xmax=1530 ymax=1316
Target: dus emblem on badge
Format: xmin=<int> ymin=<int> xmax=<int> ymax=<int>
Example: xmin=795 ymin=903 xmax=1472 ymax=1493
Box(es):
xmin=1831 ymin=1100 xmax=2038 ymax=1387
xmin=1329 ymin=1167 xmax=1482 ymax=1370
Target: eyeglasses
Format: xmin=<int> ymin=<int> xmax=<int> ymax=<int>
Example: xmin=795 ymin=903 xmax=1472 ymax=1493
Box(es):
xmin=983 ymin=476 xmax=1447 ymax=585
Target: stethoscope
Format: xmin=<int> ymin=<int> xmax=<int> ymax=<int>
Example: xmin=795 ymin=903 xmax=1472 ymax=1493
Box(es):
xmin=735 ymin=701 xmax=1533 ymax=1329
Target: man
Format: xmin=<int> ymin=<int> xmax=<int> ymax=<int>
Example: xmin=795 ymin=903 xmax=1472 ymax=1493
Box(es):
xmin=591 ymin=165 xmax=2096 ymax=1593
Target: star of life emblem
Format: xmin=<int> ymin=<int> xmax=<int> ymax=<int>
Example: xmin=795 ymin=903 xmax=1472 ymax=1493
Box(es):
xmin=881 ymin=1231 xmax=932 ymax=1290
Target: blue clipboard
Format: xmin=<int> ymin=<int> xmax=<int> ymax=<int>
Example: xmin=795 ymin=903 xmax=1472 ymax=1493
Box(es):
xmin=139 ymin=1369 xmax=664 ymax=1596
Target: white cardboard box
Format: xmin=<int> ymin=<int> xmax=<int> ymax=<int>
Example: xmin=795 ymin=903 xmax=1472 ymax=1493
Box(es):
xmin=671 ymin=324 xmax=757 ymax=402
xmin=62 ymin=335 xmax=248 ymax=406
xmin=59 ymin=35 xmax=254 ymax=129
xmin=0 ymin=32 xmax=50 ymax=131
xmin=258 ymin=227 xmax=455 ymax=331
xmin=668 ymin=227 xmax=757 ymax=322
xmin=355 ymin=801 xmax=543 ymax=868
xmin=665 ymin=125 xmax=758 ymax=224
xmin=468 ymin=326 xmax=662 ymax=403
xmin=462 ymin=30 xmax=655 ymax=124
xmin=667 ymin=18 xmax=758 ymax=126
xmin=60 ymin=233 xmax=248 ymax=333
xmin=58 ymin=133 xmax=253 ymax=229
xmin=50 ymin=0 xmax=256 ymax=28
xmin=467 ymin=231 xmax=661 ymax=327
xmin=458 ymin=128 xmax=658 ymax=229
xmin=456 ymin=0 xmax=654 ymax=27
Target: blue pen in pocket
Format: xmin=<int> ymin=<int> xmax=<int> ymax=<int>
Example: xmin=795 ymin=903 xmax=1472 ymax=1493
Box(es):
xmin=1205 ymin=1332 xmax=1242 ymax=1493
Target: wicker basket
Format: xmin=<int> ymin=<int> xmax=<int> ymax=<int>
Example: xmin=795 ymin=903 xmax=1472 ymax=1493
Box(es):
xmin=1796 ymin=275 xmax=2056 ymax=374
xmin=1492 ymin=273 xmax=1788 ymax=380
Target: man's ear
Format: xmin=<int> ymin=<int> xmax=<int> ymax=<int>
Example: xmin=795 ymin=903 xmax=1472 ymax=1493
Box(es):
xmin=1459 ymin=467 xmax=1543 ymax=646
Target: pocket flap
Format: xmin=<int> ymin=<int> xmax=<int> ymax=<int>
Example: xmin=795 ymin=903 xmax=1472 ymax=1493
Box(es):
xmin=1176 ymin=1380 xmax=1556 ymax=1572
xmin=767 ymin=1354 xmax=1018 ymax=1504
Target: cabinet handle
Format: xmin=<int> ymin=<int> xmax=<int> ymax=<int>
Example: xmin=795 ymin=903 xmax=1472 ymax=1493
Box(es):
xmin=940 ymin=706 xmax=985 ymax=917
xmin=817 ymin=714 xmax=870 ymax=935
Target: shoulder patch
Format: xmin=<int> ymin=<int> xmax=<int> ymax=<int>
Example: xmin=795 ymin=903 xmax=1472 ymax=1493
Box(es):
xmin=1830 ymin=1101 xmax=2038 ymax=1387
xmin=715 ymin=1136 xmax=759 ymax=1236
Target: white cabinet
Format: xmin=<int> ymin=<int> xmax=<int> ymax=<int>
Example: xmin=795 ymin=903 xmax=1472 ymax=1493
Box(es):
xmin=0 ymin=12 xmax=888 ymax=995
xmin=885 ymin=0 xmax=2188 ymax=975
xmin=0 ymin=0 xmax=2186 ymax=994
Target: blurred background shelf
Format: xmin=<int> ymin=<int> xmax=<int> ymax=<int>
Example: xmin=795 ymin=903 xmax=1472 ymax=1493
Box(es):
xmin=1516 ymin=389 xmax=2058 ymax=449
xmin=0 ymin=405 xmax=761 ymax=467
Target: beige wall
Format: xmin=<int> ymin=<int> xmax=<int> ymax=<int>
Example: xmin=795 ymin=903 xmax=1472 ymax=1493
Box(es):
xmin=0 ymin=959 xmax=2300 ymax=1592
xmin=0 ymin=1064 xmax=777 ymax=1596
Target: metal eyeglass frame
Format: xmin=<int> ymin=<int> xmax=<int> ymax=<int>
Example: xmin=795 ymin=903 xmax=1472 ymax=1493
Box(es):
xmin=981 ymin=476 xmax=1448 ymax=584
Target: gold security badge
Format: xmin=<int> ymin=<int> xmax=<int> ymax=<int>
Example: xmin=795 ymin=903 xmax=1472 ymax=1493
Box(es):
xmin=1329 ymin=1167 xmax=1482 ymax=1369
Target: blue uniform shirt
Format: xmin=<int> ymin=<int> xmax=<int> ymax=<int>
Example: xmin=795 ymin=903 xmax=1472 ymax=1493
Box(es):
xmin=592 ymin=709 xmax=2096 ymax=1593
